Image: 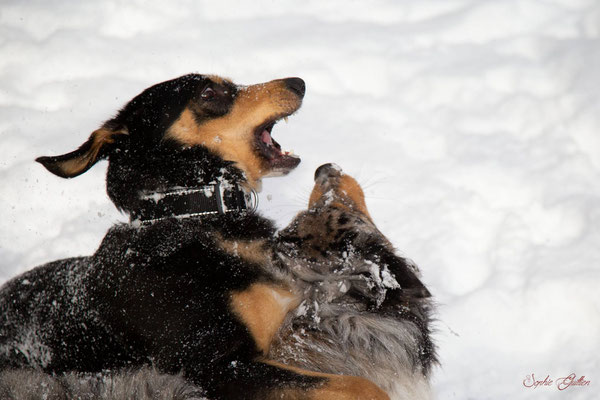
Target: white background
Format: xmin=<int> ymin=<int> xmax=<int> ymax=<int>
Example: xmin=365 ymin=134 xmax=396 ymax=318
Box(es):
xmin=1 ymin=0 xmax=599 ymax=398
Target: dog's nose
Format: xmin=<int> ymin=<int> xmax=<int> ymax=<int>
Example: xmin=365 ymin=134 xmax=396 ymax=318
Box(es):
xmin=314 ymin=163 xmax=342 ymax=181
xmin=284 ymin=77 xmax=306 ymax=98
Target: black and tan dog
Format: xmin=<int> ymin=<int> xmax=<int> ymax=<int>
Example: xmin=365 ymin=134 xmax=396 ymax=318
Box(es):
xmin=0 ymin=75 xmax=389 ymax=399
xmin=0 ymin=163 xmax=436 ymax=400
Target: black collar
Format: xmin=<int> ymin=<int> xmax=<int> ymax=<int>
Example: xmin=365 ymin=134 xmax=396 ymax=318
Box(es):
xmin=131 ymin=183 xmax=255 ymax=223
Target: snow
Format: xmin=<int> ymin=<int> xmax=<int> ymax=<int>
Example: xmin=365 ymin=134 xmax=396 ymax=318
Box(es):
xmin=1 ymin=0 xmax=599 ymax=398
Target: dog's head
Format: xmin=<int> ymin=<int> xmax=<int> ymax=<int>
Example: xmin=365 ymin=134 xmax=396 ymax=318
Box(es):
xmin=280 ymin=163 xmax=430 ymax=299
xmin=36 ymin=74 xmax=304 ymax=213
xmin=280 ymin=163 xmax=382 ymax=261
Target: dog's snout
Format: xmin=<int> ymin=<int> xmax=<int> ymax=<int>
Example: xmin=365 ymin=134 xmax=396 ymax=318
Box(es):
xmin=314 ymin=163 xmax=342 ymax=181
xmin=284 ymin=77 xmax=306 ymax=98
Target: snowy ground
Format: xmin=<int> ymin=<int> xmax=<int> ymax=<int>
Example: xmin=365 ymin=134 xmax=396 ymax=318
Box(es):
xmin=1 ymin=0 xmax=599 ymax=398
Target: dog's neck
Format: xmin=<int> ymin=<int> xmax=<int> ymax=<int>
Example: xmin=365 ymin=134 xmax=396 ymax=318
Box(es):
xmin=130 ymin=183 xmax=254 ymax=223
xmin=107 ymin=145 xmax=253 ymax=216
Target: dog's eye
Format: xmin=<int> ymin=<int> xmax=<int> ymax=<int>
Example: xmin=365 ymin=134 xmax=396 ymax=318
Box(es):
xmin=201 ymin=87 xmax=216 ymax=100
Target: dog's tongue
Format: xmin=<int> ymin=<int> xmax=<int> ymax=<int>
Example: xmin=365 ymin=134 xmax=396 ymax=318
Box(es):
xmin=261 ymin=129 xmax=273 ymax=145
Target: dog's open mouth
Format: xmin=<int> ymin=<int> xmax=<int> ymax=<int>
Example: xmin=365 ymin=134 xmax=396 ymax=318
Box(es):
xmin=255 ymin=116 xmax=300 ymax=172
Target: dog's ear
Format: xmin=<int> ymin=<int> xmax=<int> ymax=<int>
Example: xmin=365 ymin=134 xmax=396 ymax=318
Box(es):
xmin=372 ymin=248 xmax=432 ymax=299
xmin=36 ymin=126 xmax=128 ymax=178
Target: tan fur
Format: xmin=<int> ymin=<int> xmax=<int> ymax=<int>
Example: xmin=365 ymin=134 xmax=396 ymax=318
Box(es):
xmin=308 ymin=185 xmax=323 ymax=209
xmin=166 ymin=80 xmax=301 ymax=188
xmin=261 ymin=361 xmax=389 ymax=400
xmin=230 ymin=283 xmax=300 ymax=354
xmin=218 ymin=237 xmax=272 ymax=266
xmin=309 ymin=174 xmax=372 ymax=220
xmin=57 ymin=127 xmax=128 ymax=177
xmin=309 ymin=375 xmax=390 ymax=400
xmin=336 ymin=175 xmax=371 ymax=218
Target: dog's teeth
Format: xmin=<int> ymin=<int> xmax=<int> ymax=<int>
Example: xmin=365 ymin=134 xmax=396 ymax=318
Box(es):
xmin=283 ymin=117 xmax=288 ymax=124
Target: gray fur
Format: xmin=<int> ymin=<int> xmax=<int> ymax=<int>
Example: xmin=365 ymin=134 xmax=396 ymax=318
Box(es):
xmin=269 ymin=256 xmax=434 ymax=400
xmin=270 ymin=309 xmax=432 ymax=399
xmin=0 ymin=368 xmax=206 ymax=400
